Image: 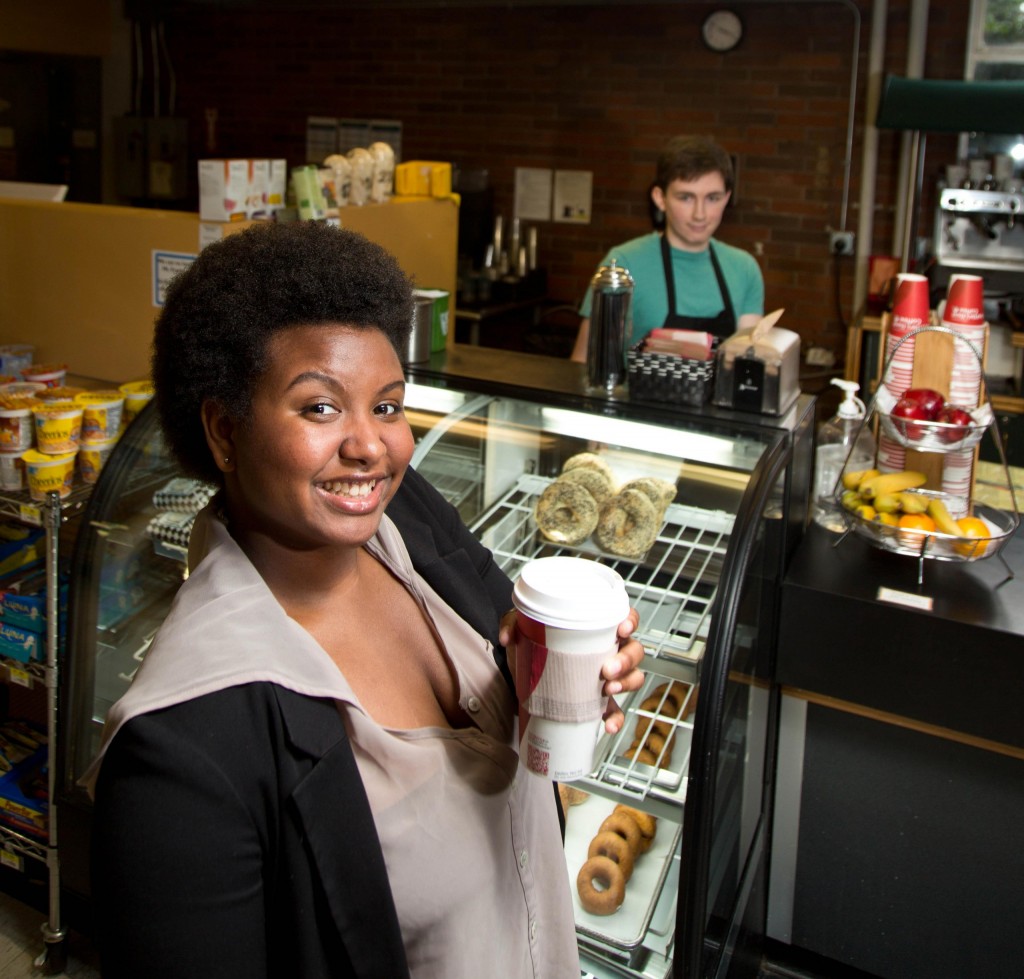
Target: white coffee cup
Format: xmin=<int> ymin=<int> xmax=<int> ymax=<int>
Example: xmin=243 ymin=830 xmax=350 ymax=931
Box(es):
xmin=512 ymin=556 xmax=629 ymax=781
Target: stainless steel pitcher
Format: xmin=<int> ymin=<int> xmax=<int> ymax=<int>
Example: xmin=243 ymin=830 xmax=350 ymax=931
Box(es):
xmin=587 ymin=260 xmax=634 ymax=394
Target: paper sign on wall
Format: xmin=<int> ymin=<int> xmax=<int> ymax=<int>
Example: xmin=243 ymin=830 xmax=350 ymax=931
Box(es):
xmin=553 ymin=169 xmax=592 ymax=224
xmin=153 ymin=251 xmax=196 ymax=307
xmin=514 ymin=167 xmax=553 ymax=221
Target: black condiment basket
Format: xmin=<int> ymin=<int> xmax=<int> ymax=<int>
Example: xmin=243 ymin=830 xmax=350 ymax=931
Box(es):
xmin=627 ymin=335 xmax=715 ymax=407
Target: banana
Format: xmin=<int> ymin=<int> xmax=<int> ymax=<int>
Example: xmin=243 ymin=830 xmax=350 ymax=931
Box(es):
xmin=841 ymin=468 xmax=880 ymax=491
xmin=855 ymin=503 xmax=877 ymax=521
xmin=872 ymin=493 xmax=903 ymax=514
xmin=927 ymin=498 xmax=962 ymax=536
xmin=876 ymin=512 xmax=900 ymax=526
xmin=858 ymin=470 xmax=927 ymax=501
xmin=840 ymin=489 xmax=863 ymax=512
xmin=897 ymin=491 xmax=930 ymax=515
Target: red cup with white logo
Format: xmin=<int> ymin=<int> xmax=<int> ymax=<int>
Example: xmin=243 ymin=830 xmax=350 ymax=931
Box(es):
xmin=943 ymin=274 xmax=985 ymax=327
xmin=512 ymin=557 xmax=629 ymax=782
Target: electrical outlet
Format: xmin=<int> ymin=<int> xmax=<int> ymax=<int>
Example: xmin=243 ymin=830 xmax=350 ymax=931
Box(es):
xmin=829 ymin=230 xmax=855 ymax=255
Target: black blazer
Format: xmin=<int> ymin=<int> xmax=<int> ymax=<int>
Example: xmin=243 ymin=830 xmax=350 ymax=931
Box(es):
xmin=92 ymin=467 xmax=517 ymax=979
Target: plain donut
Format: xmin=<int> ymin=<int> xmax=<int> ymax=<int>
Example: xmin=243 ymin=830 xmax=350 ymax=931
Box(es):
xmin=577 ymin=855 xmax=626 ymax=915
xmin=614 ymin=804 xmax=658 ymax=851
xmin=587 ymin=830 xmax=636 ymax=881
xmin=599 ymin=811 xmax=644 ymax=855
xmin=534 ymin=479 xmax=599 ymax=545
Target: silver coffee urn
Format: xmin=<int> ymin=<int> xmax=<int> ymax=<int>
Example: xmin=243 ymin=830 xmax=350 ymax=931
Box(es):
xmin=586 ymin=260 xmax=634 ymax=395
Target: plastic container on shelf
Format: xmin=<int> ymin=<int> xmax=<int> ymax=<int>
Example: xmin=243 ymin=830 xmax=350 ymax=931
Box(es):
xmin=22 ymin=449 xmax=76 ymax=501
xmin=119 ymin=380 xmax=154 ymax=429
xmin=32 ymin=401 xmax=83 ymax=455
xmin=813 ymin=378 xmax=875 ymax=532
xmin=75 ymin=391 xmax=124 ymax=443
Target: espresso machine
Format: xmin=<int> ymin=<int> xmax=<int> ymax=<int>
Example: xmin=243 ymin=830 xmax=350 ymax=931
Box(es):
xmin=932 ymin=185 xmax=1024 ymax=406
xmin=933 ymin=187 xmax=1024 ymax=298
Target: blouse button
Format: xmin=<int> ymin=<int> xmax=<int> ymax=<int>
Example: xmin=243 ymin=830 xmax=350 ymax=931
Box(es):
xmin=467 ymin=696 xmax=481 ymax=712
xmin=530 ymin=918 xmax=537 ymax=940
xmin=520 ymin=849 xmax=528 ymax=868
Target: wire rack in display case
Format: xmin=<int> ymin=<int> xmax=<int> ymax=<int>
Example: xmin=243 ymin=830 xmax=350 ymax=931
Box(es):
xmin=469 ymin=472 xmax=734 ymax=665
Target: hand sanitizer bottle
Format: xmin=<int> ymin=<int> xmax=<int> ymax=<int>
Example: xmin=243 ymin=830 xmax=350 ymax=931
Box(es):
xmin=813 ymin=378 xmax=875 ymax=531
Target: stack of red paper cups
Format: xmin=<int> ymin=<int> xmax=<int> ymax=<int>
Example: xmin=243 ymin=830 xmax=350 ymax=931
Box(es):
xmin=879 ymin=273 xmax=930 ymax=472
xmin=940 ymin=274 xmax=986 ymax=507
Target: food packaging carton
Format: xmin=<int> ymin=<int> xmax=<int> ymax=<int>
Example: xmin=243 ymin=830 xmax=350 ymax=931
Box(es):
xmin=198 ymin=159 xmax=250 ymax=222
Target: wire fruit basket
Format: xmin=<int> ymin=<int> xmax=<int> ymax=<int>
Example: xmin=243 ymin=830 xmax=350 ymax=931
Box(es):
xmin=834 ymin=325 xmax=1019 ymax=585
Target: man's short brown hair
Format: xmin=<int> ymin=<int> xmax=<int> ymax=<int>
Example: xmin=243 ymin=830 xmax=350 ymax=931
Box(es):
xmin=654 ymin=135 xmax=734 ymax=193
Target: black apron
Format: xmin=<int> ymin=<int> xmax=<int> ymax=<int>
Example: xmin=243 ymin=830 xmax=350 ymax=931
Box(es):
xmin=660 ymin=235 xmax=736 ymax=341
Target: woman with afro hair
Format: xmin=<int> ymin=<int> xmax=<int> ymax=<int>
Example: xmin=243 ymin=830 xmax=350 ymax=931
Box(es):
xmin=85 ymin=220 xmax=644 ymax=979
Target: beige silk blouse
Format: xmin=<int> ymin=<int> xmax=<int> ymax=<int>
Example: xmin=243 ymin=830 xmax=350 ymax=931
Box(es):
xmin=86 ymin=507 xmax=579 ymax=978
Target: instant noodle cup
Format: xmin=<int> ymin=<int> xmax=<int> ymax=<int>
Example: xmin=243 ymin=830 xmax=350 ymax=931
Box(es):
xmin=0 ymin=382 xmax=46 ymax=397
xmin=22 ymin=449 xmax=76 ymax=501
xmin=0 ymin=453 xmax=24 ymax=491
xmin=38 ymin=385 xmax=87 ymax=403
xmin=32 ymin=401 xmax=83 ymax=454
xmin=119 ymin=380 xmax=154 ymax=428
xmin=76 ymin=390 xmax=124 ymax=442
xmin=20 ymin=363 xmax=68 ymax=389
xmin=78 ymin=436 xmax=118 ymax=484
xmin=0 ymin=394 xmax=41 ymax=453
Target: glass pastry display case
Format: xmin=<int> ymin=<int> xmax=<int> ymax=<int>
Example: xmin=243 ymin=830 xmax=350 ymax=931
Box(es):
xmin=58 ymin=369 xmax=814 ymax=979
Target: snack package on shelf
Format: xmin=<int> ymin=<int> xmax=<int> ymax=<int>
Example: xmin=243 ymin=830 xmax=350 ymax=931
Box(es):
xmin=0 ymin=719 xmax=48 ymax=839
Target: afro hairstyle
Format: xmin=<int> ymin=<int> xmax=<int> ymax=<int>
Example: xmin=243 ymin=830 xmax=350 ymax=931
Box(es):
xmin=152 ymin=220 xmax=414 ymax=486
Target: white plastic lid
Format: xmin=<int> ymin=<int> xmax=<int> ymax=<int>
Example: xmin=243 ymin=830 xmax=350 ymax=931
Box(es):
xmin=513 ymin=557 xmax=629 ymax=630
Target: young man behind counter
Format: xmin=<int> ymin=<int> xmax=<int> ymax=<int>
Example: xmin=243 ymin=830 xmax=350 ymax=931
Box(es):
xmin=571 ymin=135 xmax=765 ymax=362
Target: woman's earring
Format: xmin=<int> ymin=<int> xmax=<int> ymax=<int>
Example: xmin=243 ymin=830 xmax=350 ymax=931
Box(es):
xmin=223 ymin=457 xmax=231 ymax=465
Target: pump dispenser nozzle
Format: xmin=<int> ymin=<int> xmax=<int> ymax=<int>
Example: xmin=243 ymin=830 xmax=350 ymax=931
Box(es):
xmin=830 ymin=377 xmax=866 ymax=419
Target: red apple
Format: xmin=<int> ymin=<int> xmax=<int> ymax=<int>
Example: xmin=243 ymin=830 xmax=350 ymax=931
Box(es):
xmin=936 ymin=405 xmax=972 ymax=444
xmin=902 ymin=387 xmax=945 ymax=419
xmin=892 ymin=396 xmax=930 ymax=440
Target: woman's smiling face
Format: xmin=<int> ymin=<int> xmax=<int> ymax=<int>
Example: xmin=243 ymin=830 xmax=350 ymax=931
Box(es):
xmin=211 ymin=323 xmax=414 ymax=555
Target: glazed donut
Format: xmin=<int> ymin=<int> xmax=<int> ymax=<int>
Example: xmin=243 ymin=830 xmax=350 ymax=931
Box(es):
xmin=633 ymin=714 xmax=672 ymax=741
xmin=563 ymin=452 xmax=616 ymax=483
xmin=643 ymin=730 xmax=669 ymax=757
xmin=620 ymin=477 xmax=677 ymax=512
xmin=623 ymin=744 xmax=659 ymax=767
xmin=577 ymin=856 xmax=626 ymax=916
xmin=558 ymin=465 xmax=616 ymax=504
xmin=534 ymin=479 xmax=599 ymax=545
xmin=614 ymin=804 xmax=657 ymax=842
xmin=599 ymin=811 xmax=644 ymax=855
xmin=587 ymin=831 xmax=636 ymax=881
xmin=655 ymin=679 xmax=688 ymax=712
xmin=595 ymin=489 xmax=659 ymax=558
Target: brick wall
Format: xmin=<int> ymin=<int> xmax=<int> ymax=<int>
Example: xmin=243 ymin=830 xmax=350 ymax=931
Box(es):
xmin=160 ymin=0 xmax=970 ymax=359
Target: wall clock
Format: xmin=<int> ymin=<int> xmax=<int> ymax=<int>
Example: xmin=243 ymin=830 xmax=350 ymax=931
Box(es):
xmin=701 ymin=10 xmax=744 ymax=52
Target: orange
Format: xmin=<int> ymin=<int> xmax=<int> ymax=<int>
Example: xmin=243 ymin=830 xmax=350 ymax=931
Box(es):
xmin=896 ymin=513 xmax=936 ymax=532
xmin=896 ymin=512 xmax=935 ymax=549
xmin=954 ymin=516 xmax=990 ymax=557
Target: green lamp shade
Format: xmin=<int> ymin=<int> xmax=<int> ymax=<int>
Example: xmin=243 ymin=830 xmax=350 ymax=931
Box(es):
xmin=875 ymin=74 xmax=1024 ymax=134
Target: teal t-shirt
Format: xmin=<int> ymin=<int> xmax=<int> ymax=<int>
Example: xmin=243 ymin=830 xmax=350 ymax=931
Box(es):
xmin=579 ymin=233 xmax=765 ymax=346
